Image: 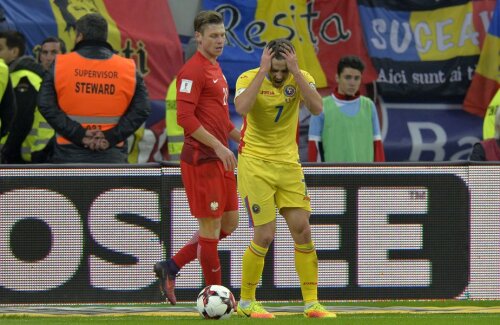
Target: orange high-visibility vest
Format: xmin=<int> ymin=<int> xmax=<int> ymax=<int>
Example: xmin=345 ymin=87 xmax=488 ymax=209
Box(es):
xmin=54 ymin=52 xmax=136 ymax=145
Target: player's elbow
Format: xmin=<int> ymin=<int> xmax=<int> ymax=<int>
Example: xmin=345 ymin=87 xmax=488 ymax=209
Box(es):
xmin=308 ymin=102 xmax=323 ymax=116
xmin=234 ymin=99 xmax=248 ymax=116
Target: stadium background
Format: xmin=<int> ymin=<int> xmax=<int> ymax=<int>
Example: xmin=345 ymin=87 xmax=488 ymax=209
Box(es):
xmin=0 ymin=0 xmax=499 ymax=304
xmin=1 ymin=0 xmax=497 ymax=162
xmin=1 ymin=163 xmax=499 ymax=303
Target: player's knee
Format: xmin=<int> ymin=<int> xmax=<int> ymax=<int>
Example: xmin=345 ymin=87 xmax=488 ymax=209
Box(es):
xmin=256 ymin=236 xmax=274 ymax=248
xmin=221 ymin=212 xmax=239 ymax=235
xmin=221 ymin=221 xmax=238 ymax=235
xmin=292 ymin=225 xmax=311 ymax=243
xmin=253 ymin=231 xmax=275 ymax=248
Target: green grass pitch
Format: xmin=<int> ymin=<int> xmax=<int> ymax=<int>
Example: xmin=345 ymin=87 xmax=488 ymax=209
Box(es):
xmin=2 ymin=300 xmax=500 ymax=324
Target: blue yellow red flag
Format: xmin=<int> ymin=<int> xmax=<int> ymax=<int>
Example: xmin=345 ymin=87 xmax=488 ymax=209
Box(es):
xmin=203 ymin=0 xmax=377 ymax=91
xmin=358 ymin=0 xmax=495 ymax=99
xmin=464 ymin=0 xmax=500 ymax=117
xmin=1 ymin=0 xmax=183 ymax=100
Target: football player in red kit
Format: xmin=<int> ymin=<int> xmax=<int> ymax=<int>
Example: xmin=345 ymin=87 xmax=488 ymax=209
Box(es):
xmin=154 ymin=10 xmax=240 ymax=305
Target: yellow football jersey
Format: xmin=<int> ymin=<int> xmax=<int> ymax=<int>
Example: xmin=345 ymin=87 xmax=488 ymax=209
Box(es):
xmin=236 ymin=68 xmax=315 ymax=164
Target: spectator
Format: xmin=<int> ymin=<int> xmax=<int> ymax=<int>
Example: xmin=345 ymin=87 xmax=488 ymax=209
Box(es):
xmin=164 ymin=77 xmax=183 ymax=161
xmin=154 ymin=10 xmax=240 ymax=305
xmin=308 ymin=55 xmax=385 ymax=162
xmin=38 ymin=36 xmax=66 ymax=71
xmin=470 ymin=104 xmax=500 ymax=161
xmin=234 ymin=39 xmax=335 ymax=319
xmin=0 ymin=30 xmax=53 ymax=163
xmin=0 ymin=57 xmax=15 ymax=159
xmin=38 ymin=13 xmax=150 ymax=163
xmin=482 ymin=89 xmax=500 ymax=140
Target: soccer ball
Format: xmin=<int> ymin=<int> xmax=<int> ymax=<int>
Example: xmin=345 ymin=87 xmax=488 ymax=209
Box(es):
xmin=196 ymin=285 xmax=236 ymax=320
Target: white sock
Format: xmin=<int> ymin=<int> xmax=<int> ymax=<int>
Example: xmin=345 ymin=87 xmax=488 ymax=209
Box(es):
xmin=305 ymin=301 xmax=318 ymax=310
xmin=238 ymin=300 xmax=251 ymax=308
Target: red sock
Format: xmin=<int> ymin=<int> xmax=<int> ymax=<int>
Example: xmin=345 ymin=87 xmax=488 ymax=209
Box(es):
xmin=172 ymin=231 xmax=199 ymax=268
xmin=172 ymin=230 xmax=229 ymax=269
xmin=198 ymin=236 xmax=221 ymax=285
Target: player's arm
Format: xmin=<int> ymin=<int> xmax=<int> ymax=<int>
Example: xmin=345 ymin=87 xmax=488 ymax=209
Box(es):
xmin=177 ymin=99 xmax=237 ymax=170
xmin=308 ymin=113 xmax=325 ymax=162
xmin=229 ymin=127 xmax=240 ymax=143
xmin=280 ymin=44 xmax=322 ymax=116
xmin=293 ymin=72 xmax=322 ymax=116
xmin=190 ymin=124 xmax=237 ymax=171
xmin=234 ymin=46 xmax=273 ymax=116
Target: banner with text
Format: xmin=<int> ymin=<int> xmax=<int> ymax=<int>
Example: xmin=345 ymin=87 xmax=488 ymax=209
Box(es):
xmin=357 ymin=0 xmax=496 ymax=99
xmin=380 ymin=101 xmax=484 ymax=161
xmin=1 ymin=164 xmax=500 ymax=303
xmin=0 ymin=0 xmax=184 ymax=162
xmin=203 ymin=0 xmax=377 ymax=91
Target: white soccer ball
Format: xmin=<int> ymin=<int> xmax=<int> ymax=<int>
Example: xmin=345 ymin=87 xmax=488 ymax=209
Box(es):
xmin=196 ymin=285 xmax=236 ymax=320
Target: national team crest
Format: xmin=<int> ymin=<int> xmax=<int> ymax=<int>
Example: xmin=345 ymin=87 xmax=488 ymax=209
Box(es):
xmin=252 ymin=204 xmax=261 ymax=214
xmin=210 ymin=201 xmax=219 ymax=211
xmin=284 ymin=85 xmax=296 ymax=97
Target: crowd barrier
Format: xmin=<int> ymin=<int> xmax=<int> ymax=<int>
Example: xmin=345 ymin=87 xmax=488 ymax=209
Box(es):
xmin=0 ymin=162 xmax=498 ymax=303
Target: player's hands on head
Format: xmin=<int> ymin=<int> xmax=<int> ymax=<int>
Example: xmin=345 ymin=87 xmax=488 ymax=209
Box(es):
xmin=279 ymin=43 xmax=300 ymax=75
xmin=260 ymin=44 xmax=274 ymax=73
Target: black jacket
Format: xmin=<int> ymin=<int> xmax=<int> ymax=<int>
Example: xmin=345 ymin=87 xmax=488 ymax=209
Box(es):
xmin=0 ymin=69 xmax=15 ymax=139
xmin=37 ymin=40 xmax=151 ymax=163
xmin=2 ymin=56 xmax=47 ymax=164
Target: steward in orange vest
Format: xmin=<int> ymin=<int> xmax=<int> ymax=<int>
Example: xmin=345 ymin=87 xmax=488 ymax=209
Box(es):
xmin=38 ymin=13 xmax=150 ymax=163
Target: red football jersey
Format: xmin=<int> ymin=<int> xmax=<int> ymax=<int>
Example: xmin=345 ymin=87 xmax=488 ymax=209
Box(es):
xmin=176 ymin=51 xmax=233 ymax=164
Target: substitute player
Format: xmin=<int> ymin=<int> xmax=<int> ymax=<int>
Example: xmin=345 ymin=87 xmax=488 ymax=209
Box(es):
xmin=154 ymin=10 xmax=240 ymax=304
xmin=234 ymin=38 xmax=336 ymax=318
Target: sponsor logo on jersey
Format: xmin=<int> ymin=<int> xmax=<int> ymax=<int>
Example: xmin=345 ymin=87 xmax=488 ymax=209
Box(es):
xmin=284 ymin=85 xmax=296 ymax=97
xmin=260 ymin=90 xmax=275 ymax=95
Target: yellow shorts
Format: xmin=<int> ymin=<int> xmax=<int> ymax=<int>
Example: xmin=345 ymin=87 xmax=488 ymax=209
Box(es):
xmin=237 ymin=154 xmax=311 ymax=227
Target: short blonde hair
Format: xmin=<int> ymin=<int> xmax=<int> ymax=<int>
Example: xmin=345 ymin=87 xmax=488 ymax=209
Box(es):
xmin=194 ymin=10 xmax=223 ymax=34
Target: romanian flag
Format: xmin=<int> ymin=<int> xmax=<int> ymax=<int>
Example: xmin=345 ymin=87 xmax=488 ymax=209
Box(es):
xmin=463 ymin=1 xmax=500 ymax=117
xmin=358 ymin=0 xmax=495 ymax=99
xmin=1 ymin=0 xmax=183 ymax=101
xmin=203 ymin=0 xmax=377 ymax=91
xmin=1 ymin=0 xmax=183 ymax=162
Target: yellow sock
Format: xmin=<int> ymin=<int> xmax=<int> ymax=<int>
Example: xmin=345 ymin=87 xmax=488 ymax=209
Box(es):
xmin=295 ymin=241 xmax=318 ymax=304
xmin=240 ymin=240 xmax=268 ymax=301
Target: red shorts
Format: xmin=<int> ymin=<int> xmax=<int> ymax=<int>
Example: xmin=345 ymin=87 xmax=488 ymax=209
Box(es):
xmin=181 ymin=160 xmax=238 ymax=218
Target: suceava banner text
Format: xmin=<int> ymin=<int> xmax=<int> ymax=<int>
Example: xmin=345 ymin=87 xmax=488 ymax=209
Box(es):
xmin=357 ymin=0 xmax=496 ymax=99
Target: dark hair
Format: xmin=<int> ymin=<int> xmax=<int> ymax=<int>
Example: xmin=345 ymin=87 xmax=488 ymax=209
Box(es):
xmin=337 ymin=55 xmax=365 ymax=75
xmin=0 ymin=30 xmax=26 ymax=57
xmin=194 ymin=10 xmax=223 ymax=34
xmin=75 ymin=13 xmax=108 ymax=42
xmin=266 ymin=38 xmax=294 ymax=60
xmin=40 ymin=36 xmax=67 ymax=54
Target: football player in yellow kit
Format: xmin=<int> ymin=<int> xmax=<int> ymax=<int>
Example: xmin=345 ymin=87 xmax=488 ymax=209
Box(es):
xmin=234 ymin=38 xmax=336 ymax=319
